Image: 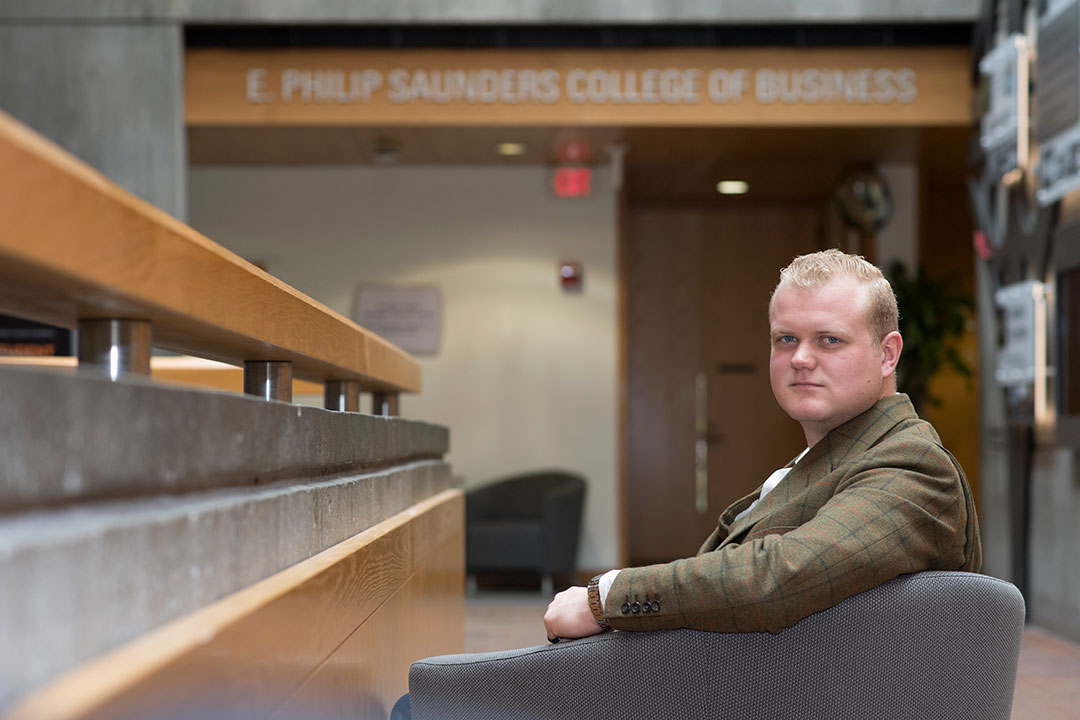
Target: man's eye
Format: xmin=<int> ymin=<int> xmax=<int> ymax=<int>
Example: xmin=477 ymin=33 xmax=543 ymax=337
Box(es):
xmin=777 ymin=335 xmax=796 ymax=344
xmin=822 ymin=336 xmax=841 ymax=345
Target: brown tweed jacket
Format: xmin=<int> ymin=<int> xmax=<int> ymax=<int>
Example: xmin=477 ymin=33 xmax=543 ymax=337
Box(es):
xmin=605 ymin=394 xmax=982 ymax=634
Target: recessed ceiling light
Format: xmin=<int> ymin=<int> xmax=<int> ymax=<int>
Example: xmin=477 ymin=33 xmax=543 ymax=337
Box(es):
xmin=498 ymin=142 xmax=527 ymax=156
xmin=717 ymin=180 xmax=750 ymax=195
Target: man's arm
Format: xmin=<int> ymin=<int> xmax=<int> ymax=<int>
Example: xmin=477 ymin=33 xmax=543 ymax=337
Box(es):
xmin=603 ymin=441 xmax=978 ymax=634
xmin=547 ymin=438 xmax=978 ymax=638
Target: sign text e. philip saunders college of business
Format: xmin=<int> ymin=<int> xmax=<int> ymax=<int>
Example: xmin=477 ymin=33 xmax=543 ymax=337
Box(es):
xmin=186 ymin=48 xmax=972 ymax=127
xmin=243 ymin=66 xmax=918 ymax=106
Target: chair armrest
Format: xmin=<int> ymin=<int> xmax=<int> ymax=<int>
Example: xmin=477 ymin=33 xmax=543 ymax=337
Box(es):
xmin=408 ymin=572 xmax=1024 ymax=720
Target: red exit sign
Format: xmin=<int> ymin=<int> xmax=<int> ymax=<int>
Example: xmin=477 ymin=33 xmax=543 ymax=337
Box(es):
xmin=553 ymin=167 xmax=591 ymax=198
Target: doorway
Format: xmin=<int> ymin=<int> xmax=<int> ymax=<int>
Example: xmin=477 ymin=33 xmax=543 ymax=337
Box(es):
xmin=624 ymin=204 xmax=820 ymax=564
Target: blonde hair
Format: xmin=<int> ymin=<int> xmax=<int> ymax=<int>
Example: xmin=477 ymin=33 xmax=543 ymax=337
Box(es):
xmin=770 ymin=249 xmax=898 ymax=341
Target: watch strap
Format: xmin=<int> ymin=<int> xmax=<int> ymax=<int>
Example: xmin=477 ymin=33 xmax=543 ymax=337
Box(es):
xmin=587 ymin=573 xmax=612 ymax=631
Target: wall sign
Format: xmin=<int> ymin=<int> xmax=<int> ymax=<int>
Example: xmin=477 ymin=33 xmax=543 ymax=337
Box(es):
xmin=242 ymin=66 xmax=916 ymax=107
xmin=352 ymin=285 xmax=442 ymax=356
xmin=187 ymin=48 xmax=972 ymax=127
xmin=1035 ymin=0 xmax=1080 ymax=205
xmin=995 ymin=281 xmax=1045 ymax=387
xmin=978 ymin=34 xmax=1030 ymax=185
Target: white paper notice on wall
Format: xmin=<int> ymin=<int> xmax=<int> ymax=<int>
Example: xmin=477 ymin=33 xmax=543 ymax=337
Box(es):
xmin=352 ymin=285 xmax=442 ymax=355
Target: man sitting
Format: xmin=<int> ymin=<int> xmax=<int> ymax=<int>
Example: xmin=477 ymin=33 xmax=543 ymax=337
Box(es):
xmin=544 ymin=249 xmax=982 ymax=640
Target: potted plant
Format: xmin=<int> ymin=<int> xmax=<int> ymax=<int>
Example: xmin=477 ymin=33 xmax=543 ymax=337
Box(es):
xmin=886 ymin=261 xmax=975 ymax=413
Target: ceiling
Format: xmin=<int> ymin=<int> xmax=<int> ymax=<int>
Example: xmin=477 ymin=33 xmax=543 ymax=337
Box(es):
xmin=188 ymin=124 xmax=973 ymax=203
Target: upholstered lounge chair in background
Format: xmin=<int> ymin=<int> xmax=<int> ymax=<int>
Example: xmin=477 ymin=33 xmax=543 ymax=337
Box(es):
xmin=465 ymin=471 xmax=586 ymax=595
xmin=406 ymin=571 xmax=1025 ymax=720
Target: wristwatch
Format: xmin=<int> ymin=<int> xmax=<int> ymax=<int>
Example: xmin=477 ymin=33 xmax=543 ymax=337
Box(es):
xmin=587 ymin=573 xmax=612 ymax=631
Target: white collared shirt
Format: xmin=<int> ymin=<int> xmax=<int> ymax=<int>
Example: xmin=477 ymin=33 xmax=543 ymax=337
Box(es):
xmin=731 ymin=447 xmax=809 ymax=524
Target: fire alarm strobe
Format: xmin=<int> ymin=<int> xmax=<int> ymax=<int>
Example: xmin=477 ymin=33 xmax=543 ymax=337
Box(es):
xmin=559 ymin=261 xmax=584 ymax=292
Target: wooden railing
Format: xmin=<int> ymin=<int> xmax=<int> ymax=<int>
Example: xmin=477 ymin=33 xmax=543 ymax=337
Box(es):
xmin=0 ymin=109 xmax=418 ymax=410
xmin=0 ymin=109 xmax=462 ymax=718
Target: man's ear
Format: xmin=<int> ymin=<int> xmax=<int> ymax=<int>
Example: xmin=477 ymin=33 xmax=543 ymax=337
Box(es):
xmin=880 ymin=331 xmax=903 ymax=378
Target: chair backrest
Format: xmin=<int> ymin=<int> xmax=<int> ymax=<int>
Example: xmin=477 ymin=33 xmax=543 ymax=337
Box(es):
xmin=466 ymin=471 xmax=585 ymax=519
xmin=409 ymin=571 xmax=1026 ymax=720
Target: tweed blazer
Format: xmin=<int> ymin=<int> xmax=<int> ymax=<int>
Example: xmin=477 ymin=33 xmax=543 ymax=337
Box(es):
xmin=605 ymin=394 xmax=982 ymax=634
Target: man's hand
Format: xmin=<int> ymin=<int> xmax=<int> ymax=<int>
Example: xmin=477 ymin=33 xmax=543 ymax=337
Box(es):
xmin=543 ymin=586 xmax=603 ymax=642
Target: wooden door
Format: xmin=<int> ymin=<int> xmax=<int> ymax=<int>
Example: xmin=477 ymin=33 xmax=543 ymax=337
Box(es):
xmin=626 ymin=205 xmax=820 ymax=565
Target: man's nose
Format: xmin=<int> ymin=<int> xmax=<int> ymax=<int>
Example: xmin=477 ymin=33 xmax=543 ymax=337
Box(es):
xmin=791 ymin=343 xmax=815 ymax=368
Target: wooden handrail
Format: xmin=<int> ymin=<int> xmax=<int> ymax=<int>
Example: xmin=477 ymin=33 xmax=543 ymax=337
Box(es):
xmin=0 ymin=109 xmax=419 ymax=393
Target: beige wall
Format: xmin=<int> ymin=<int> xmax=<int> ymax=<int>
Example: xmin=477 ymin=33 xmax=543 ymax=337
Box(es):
xmin=187 ymin=165 xmax=619 ymax=569
xmin=877 ymin=162 xmax=918 ymax=272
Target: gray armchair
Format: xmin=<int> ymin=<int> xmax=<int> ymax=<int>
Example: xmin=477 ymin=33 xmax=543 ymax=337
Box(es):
xmin=407 ymin=571 xmax=1025 ymax=720
xmin=465 ymin=471 xmax=586 ymax=593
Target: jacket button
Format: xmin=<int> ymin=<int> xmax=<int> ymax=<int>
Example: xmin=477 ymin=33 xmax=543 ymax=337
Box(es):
xmin=631 ymin=602 xmax=641 ymax=613
xmin=651 ymin=600 xmax=661 ymax=612
xmin=642 ymin=601 xmax=651 ymax=613
xmin=620 ymin=602 xmax=631 ymax=614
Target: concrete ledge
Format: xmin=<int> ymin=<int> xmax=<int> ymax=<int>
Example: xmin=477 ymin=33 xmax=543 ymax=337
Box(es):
xmin=0 ymin=459 xmax=452 ymax=709
xmin=0 ymin=365 xmax=449 ymax=511
xmin=0 ymin=0 xmax=980 ymax=24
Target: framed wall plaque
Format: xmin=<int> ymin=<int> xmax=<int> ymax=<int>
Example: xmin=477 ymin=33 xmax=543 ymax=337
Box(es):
xmin=352 ymin=285 xmax=442 ymax=355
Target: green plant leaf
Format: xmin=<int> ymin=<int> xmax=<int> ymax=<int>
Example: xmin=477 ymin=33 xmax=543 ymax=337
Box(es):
xmin=887 ymin=261 xmax=975 ymax=413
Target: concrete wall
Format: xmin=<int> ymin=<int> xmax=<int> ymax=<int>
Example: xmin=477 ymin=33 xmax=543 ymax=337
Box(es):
xmin=876 ymin=163 xmax=919 ymax=273
xmin=1029 ymin=446 xmax=1080 ymax=643
xmin=188 ymin=165 xmax=619 ymax=570
xmin=976 ymin=260 xmax=1013 ymax=582
xmin=0 ymin=20 xmax=186 ymax=218
xmin=1007 ymin=196 xmax=1080 ymax=642
xmin=0 ymin=365 xmax=448 ymax=511
xmin=0 ymin=0 xmax=980 ymax=24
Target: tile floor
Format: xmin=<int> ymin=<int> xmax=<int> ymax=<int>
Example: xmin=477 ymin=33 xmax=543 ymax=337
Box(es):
xmin=465 ymin=590 xmax=1080 ymax=718
xmin=1011 ymin=625 xmax=1080 ymax=719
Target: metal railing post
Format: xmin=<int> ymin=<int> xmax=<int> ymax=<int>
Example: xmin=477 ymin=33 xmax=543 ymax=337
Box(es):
xmin=324 ymin=380 xmax=360 ymax=412
xmin=76 ymin=319 xmax=151 ymax=380
xmin=244 ymin=361 xmax=292 ymax=402
xmin=372 ymin=392 xmax=400 ymax=416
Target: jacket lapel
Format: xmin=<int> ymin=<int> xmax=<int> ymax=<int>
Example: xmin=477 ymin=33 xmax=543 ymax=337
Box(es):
xmin=718 ymin=394 xmax=918 ymax=547
xmin=721 ymin=447 xmax=821 ymax=544
xmin=822 ymin=394 xmax=918 ymax=468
